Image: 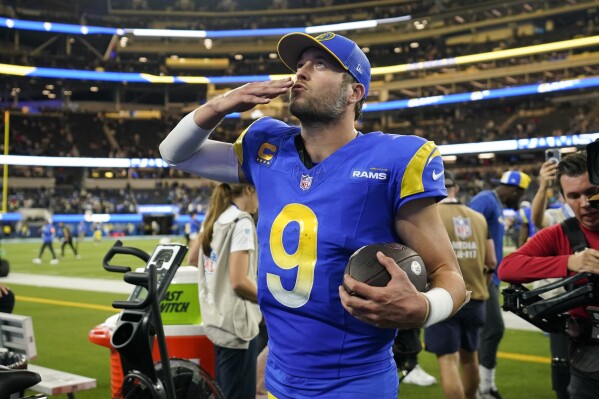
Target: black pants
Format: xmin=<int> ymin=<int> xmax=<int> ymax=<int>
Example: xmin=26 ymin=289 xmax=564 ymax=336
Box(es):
xmin=550 ymin=333 xmax=570 ymax=399
xmin=479 ymin=283 xmax=504 ymax=369
xmin=61 ymin=239 xmax=78 ymax=256
xmin=568 ymin=367 xmax=599 ymax=399
xmin=0 ymin=290 xmax=15 ymax=313
xmin=38 ymin=242 xmax=56 ymax=259
xmin=393 ymin=328 xmax=421 ymax=377
xmin=215 ymin=337 xmax=258 ymax=399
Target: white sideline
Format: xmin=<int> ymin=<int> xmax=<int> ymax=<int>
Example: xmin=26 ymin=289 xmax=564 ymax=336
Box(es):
xmin=0 ymin=273 xmax=542 ymax=332
xmin=1 ymin=272 xmax=131 ymax=294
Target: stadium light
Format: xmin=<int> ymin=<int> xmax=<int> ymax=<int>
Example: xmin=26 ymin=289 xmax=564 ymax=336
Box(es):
xmin=0 ymin=15 xmax=410 ymax=38
xmin=1 ymin=132 xmax=598 ymax=168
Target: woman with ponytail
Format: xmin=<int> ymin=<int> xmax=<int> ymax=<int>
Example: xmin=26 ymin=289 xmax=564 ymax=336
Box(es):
xmin=195 ymin=183 xmax=261 ymax=399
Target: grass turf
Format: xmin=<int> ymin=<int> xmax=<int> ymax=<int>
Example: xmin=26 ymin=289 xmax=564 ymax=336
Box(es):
xmin=2 ymin=238 xmax=554 ymax=398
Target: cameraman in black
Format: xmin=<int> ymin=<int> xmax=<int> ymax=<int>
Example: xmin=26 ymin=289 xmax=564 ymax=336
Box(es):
xmin=500 ymin=150 xmax=599 ymax=399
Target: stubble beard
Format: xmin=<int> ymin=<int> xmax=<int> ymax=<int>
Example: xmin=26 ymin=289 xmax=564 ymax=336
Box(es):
xmin=289 ymin=84 xmax=348 ymax=128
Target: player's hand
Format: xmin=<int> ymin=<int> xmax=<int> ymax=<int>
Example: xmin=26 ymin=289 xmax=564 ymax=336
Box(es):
xmin=538 ymin=160 xmax=558 ymax=189
xmin=339 ymin=252 xmax=427 ymax=329
xmin=209 ymin=78 xmax=294 ymax=115
xmin=567 ymin=248 xmax=599 ymax=274
xmin=0 ymin=285 xmax=10 ymax=297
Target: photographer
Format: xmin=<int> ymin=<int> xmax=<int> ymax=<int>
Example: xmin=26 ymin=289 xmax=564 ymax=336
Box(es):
xmin=499 ymin=150 xmax=599 ymax=399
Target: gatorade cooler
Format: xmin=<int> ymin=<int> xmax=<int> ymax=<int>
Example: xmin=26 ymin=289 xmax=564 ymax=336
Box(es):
xmin=88 ymin=321 xmax=122 ymax=398
xmin=88 ymin=266 xmax=215 ymax=398
xmin=160 ymin=266 xmax=202 ymax=326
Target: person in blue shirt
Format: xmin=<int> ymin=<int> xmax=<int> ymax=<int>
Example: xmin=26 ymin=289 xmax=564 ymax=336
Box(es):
xmin=469 ymin=170 xmax=530 ymax=399
xmin=160 ymin=32 xmax=467 ymax=399
xmin=517 ymin=201 xmax=537 ymax=247
xmin=32 ymin=221 xmax=59 ymax=265
xmin=188 ymin=212 xmax=201 ymax=244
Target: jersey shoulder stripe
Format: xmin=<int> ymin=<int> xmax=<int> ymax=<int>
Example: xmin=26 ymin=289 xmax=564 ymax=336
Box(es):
xmin=401 ymin=140 xmax=442 ymax=199
xmin=233 ymin=117 xmax=265 ymax=166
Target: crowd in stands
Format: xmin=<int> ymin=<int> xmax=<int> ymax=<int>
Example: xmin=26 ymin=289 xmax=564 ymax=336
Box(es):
xmin=1 ymin=96 xmax=597 ymax=212
xmin=6 ymin=187 xmax=137 ymax=214
xmin=5 ymin=181 xmax=214 ymax=216
xmin=2 ymin=0 xmax=599 ymax=221
xmin=2 ymin=0 xmax=597 ymax=91
xmin=3 ymin=95 xmax=599 ymax=162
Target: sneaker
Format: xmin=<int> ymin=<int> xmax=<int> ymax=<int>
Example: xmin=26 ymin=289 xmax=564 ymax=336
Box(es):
xmin=402 ymin=364 xmax=437 ymax=386
xmin=50 ymin=259 xmax=59 ymax=265
xmin=32 ymin=258 xmax=42 ymax=264
xmin=477 ymin=388 xmax=503 ymax=399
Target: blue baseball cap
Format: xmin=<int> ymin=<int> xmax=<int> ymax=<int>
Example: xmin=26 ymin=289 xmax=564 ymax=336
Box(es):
xmin=277 ymin=32 xmax=371 ymax=98
xmin=499 ymin=171 xmax=531 ymax=190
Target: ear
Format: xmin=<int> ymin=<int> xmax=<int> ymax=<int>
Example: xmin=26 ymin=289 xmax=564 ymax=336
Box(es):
xmin=349 ymin=83 xmax=365 ymax=103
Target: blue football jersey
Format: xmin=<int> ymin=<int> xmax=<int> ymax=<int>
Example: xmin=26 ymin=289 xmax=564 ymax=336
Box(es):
xmin=234 ymin=117 xmax=446 ymax=380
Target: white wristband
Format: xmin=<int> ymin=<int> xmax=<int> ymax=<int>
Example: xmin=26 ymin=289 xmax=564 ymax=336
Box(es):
xmin=422 ymin=287 xmax=453 ymax=328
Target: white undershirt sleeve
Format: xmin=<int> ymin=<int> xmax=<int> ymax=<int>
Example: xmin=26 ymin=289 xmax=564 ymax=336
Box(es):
xmin=159 ymin=110 xmax=240 ymax=183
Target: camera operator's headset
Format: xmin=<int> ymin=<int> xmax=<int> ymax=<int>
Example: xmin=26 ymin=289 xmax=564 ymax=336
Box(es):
xmin=502 ymin=217 xmax=599 ymax=338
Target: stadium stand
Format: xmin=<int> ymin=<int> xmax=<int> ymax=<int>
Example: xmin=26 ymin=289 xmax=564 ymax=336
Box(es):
xmin=1 ymin=0 xmax=599 ymax=237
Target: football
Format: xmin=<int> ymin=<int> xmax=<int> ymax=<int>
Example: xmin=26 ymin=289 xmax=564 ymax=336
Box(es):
xmin=343 ymin=243 xmax=428 ymax=295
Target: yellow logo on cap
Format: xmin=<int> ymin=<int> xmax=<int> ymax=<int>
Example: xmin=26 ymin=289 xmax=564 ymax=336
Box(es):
xmin=316 ymin=32 xmax=335 ymax=42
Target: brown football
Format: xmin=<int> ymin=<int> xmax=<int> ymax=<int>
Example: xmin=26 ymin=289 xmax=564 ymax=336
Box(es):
xmin=343 ymin=243 xmax=427 ymax=295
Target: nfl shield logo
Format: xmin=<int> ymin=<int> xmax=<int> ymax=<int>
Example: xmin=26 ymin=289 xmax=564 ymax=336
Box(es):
xmin=453 ymin=217 xmax=472 ymax=240
xmin=300 ymin=174 xmax=313 ymax=190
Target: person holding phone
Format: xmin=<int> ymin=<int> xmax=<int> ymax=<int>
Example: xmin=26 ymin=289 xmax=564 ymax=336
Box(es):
xmin=532 ymin=150 xmax=572 ymax=231
xmin=529 ymin=150 xmax=574 ymax=399
xmin=545 ymin=149 xmax=562 ymax=165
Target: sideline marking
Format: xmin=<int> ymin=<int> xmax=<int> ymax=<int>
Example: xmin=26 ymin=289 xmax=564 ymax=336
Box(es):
xmin=19 ymin=294 xmax=554 ymax=365
xmin=498 ymin=351 xmax=550 ymax=364
xmin=18 ymin=295 xmax=115 ymax=312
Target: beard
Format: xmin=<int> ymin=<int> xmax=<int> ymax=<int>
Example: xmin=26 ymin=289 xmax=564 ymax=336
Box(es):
xmin=289 ymin=82 xmax=349 ymax=127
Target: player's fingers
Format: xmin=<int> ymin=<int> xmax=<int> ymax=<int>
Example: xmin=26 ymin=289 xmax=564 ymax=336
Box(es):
xmin=338 ymin=285 xmax=370 ymax=315
xmin=338 ymin=285 xmax=353 ymax=310
xmin=270 ymin=77 xmax=293 ymax=85
xmin=268 ymin=77 xmax=293 ymax=85
xmin=242 ymin=95 xmax=272 ymax=104
xmin=376 ymin=252 xmax=410 ymax=283
xmin=251 ymin=78 xmax=293 ymax=94
xmin=341 ymin=274 xmax=375 ymax=300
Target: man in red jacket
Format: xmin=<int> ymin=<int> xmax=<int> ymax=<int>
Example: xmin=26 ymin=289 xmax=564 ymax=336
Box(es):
xmin=499 ymin=150 xmax=599 ymax=399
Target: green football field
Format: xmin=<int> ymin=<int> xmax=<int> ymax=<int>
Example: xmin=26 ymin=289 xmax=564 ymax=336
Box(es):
xmin=0 ymin=237 xmax=554 ymax=398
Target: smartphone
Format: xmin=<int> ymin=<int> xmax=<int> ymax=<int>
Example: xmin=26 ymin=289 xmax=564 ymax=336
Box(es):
xmin=545 ymin=148 xmax=561 ymax=164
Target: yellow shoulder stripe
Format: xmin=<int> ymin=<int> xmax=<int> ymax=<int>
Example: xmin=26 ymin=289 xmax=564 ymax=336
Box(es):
xmin=400 ymin=141 xmax=440 ymax=199
xmin=519 ymin=208 xmax=529 ymax=223
xmin=233 ymin=117 xmax=266 ymax=165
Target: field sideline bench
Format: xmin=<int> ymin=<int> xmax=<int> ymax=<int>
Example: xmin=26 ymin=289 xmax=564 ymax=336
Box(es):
xmin=0 ymin=313 xmax=96 ymax=398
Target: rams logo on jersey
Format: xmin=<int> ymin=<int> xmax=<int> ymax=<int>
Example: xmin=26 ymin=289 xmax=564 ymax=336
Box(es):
xmin=257 ymin=142 xmax=277 ymax=166
xmin=351 ymin=169 xmax=389 ymax=181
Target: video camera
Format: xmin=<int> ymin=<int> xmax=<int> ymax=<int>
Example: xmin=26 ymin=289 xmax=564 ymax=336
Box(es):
xmin=502 ymin=273 xmax=599 ymax=337
xmin=587 ymin=139 xmax=599 ymax=207
xmin=501 ymin=141 xmax=599 ymax=338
